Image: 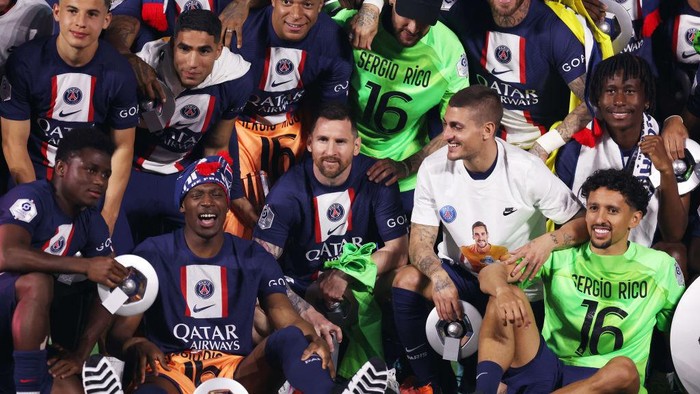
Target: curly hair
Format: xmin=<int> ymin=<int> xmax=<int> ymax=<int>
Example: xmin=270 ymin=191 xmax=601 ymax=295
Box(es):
xmin=580 ymin=169 xmax=649 ymax=216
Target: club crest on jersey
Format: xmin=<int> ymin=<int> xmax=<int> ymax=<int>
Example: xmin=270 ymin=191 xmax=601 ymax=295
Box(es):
xmin=63 ymin=87 xmax=83 ymax=105
xmin=195 ymin=279 xmax=215 ymax=299
xmin=9 ymin=199 xmax=37 ymax=223
xmin=275 ymin=58 xmax=294 ymax=76
xmin=182 ymin=0 xmax=203 ymax=11
xmin=495 ymin=45 xmax=512 ymax=64
xmin=327 ymin=203 xmax=345 ymax=222
xmin=686 ymin=28 xmax=698 ymax=45
xmin=181 ymin=104 xmax=200 ymax=119
xmin=50 ymin=236 xmax=66 ymax=253
xmin=439 ymin=205 xmax=457 ymax=223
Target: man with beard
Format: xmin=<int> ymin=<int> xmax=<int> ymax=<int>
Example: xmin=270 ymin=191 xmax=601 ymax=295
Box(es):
xmin=253 ymin=102 xmax=408 ymax=378
xmin=475 ymin=169 xmax=685 ymax=393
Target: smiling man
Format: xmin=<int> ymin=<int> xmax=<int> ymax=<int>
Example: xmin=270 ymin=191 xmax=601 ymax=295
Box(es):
xmin=0 ymin=0 xmax=138 ymax=249
xmin=223 ymin=0 xmax=353 ymax=238
xmin=106 ymin=153 xmax=390 ymax=394
xmin=391 ymin=85 xmax=586 ymax=392
xmin=556 ymin=54 xmax=689 ymax=256
xmin=0 ymin=128 xmax=128 ymax=393
xmin=475 ymin=169 xmax=685 ymax=393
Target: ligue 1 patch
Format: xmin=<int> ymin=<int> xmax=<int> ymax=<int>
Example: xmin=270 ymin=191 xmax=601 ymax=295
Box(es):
xmin=439 ymin=205 xmax=457 ymax=223
xmin=258 ymin=204 xmax=275 ymax=230
xmin=675 ymin=262 xmax=685 ymax=287
xmin=9 ymin=199 xmax=37 ymax=223
xmin=456 ymin=53 xmax=469 ymax=78
xmin=275 ymin=58 xmax=294 ymax=76
xmin=0 ymin=75 xmax=11 ymax=102
xmin=495 ymin=45 xmax=511 ymax=64
xmin=440 ymin=0 xmax=456 ymax=11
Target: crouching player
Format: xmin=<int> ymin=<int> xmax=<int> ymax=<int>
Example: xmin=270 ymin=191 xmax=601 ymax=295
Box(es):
xmin=475 ymin=169 xmax=685 ymax=393
xmin=106 ymin=154 xmax=390 ymax=393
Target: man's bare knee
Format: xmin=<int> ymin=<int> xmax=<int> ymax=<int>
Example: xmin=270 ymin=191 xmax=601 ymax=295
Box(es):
xmin=15 ymin=272 xmax=54 ymax=304
xmin=591 ymin=356 xmax=640 ymax=393
xmin=392 ymin=265 xmax=429 ymax=292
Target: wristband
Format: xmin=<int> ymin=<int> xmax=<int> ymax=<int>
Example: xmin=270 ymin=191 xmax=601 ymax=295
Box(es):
xmin=664 ymin=114 xmax=684 ymax=125
xmin=362 ymin=0 xmax=384 ymax=12
xmin=535 ymin=129 xmax=566 ymax=154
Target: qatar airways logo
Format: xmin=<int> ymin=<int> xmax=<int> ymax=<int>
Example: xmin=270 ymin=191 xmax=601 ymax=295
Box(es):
xmin=173 ymin=323 xmax=241 ymax=351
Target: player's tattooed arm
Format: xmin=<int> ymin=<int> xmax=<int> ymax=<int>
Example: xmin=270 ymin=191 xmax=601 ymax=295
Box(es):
xmin=368 ymin=133 xmax=446 ymax=185
xmin=409 ymin=223 xmax=443 ymax=278
xmin=349 ymin=3 xmax=380 ymax=50
xmin=254 ymin=238 xmax=284 ymax=259
xmin=104 ymin=15 xmax=140 ymax=54
xmin=530 ymin=76 xmax=590 ymax=160
xmin=220 ymin=0 xmax=271 ymax=48
xmin=404 ymin=134 xmax=447 ymax=176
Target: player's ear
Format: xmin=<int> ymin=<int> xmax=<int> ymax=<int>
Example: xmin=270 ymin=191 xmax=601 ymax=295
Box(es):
xmin=353 ymin=135 xmax=361 ymax=156
xmin=627 ymin=210 xmax=643 ymax=229
xmin=483 ymin=121 xmax=496 ymax=140
xmin=53 ymin=2 xmax=60 ymax=22
xmin=55 ymin=160 xmax=66 ymax=177
xmin=307 ymin=134 xmax=313 ymax=152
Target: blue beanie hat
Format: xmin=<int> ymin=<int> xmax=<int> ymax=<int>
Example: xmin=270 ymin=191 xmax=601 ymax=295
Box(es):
xmin=175 ymin=153 xmax=234 ymax=207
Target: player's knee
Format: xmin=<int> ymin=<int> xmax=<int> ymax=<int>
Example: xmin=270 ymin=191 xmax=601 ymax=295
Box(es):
xmin=392 ymin=265 xmax=426 ymax=291
xmin=597 ymin=356 xmax=639 ymax=391
xmin=268 ymin=325 xmax=305 ymax=348
xmin=15 ymin=272 xmax=53 ymax=305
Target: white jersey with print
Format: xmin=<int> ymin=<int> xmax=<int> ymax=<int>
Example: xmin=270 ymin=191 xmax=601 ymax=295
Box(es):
xmin=0 ymin=0 xmax=52 ymax=74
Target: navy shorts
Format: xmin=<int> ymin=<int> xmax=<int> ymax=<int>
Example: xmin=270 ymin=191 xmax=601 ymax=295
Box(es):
xmin=503 ymin=337 xmax=598 ymax=393
xmin=441 ymin=260 xmax=489 ymax=314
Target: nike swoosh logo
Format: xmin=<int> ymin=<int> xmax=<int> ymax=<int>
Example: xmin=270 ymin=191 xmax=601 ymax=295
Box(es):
xmin=476 ymin=372 xmax=488 ymax=380
xmin=503 ymin=208 xmax=517 ymax=216
xmin=58 ymin=109 xmax=81 ymax=117
xmin=491 ymin=68 xmax=511 ymax=76
xmin=271 ymin=79 xmax=292 ymax=87
xmin=405 ymin=344 xmax=425 ymax=353
xmin=681 ymin=50 xmax=697 ymax=59
xmin=192 ymin=304 xmax=214 ymax=313
xmin=327 ymin=221 xmax=346 ymax=235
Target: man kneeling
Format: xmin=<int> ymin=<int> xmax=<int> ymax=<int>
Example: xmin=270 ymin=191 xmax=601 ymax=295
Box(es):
xmin=106 ymin=154 xmax=389 ymax=393
xmin=476 ymin=169 xmax=685 ymax=393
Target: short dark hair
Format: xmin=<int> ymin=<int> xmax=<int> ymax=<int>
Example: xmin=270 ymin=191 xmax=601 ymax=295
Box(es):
xmin=55 ymin=128 xmax=115 ymax=163
xmin=60 ymin=0 xmax=112 ymax=12
xmin=174 ymin=9 xmax=222 ymax=44
xmin=589 ymin=53 xmax=655 ymax=114
xmin=580 ymin=169 xmax=650 ymax=216
xmin=472 ymin=221 xmax=488 ymax=233
xmin=448 ymin=85 xmax=503 ymax=130
xmin=310 ymin=101 xmax=358 ymax=137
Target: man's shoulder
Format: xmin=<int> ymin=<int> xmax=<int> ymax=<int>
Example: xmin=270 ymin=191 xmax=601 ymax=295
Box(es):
xmin=421 ymin=145 xmax=452 ymax=171
xmin=10 ymin=34 xmax=51 ymax=63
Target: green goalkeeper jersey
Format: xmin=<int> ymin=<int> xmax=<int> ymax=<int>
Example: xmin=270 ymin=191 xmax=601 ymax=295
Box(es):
xmin=530 ymin=242 xmax=685 ymax=386
xmin=332 ymin=10 xmax=470 ymax=192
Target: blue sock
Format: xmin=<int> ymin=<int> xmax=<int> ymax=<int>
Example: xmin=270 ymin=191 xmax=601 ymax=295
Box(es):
xmin=475 ymin=361 xmax=503 ymax=394
xmin=392 ymin=287 xmax=440 ymax=387
xmin=13 ymin=350 xmax=51 ymax=394
xmin=265 ymin=326 xmax=335 ymax=394
xmin=133 ymin=385 xmax=168 ymax=393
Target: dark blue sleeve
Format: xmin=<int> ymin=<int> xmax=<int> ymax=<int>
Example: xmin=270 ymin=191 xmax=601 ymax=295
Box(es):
xmin=105 ymin=47 xmax=139 ymax=130
xmin=222 ymin=67 xmax=255 ymax=120
xmin=0 ymin=49 xmax=32 ymax=120
xmin=317 ymin=19 xmax=353 ymax=102
xmin=81 ymin=210 xmax=113 ymax=257
xmin=554 ymin=140 xmax=582 ymax=189
xmin=251 ymin=242 xmax=287 ymax=298
xmin=374 ymin=182 xmax=409 ymax=242
xmin=252 ymin=175 xmax=300 ymax=248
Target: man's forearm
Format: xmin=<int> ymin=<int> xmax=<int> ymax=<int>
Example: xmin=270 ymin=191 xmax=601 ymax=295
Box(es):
xmin=104 ymin=15 xmax=141 ymax=54
xmin=404 ymin=134 xmax=447 ymax=175
xmin=103 ymin=135 xmax=134 ymax=233
xmin=548 ymin=213 xmax=588 ymax=251
xmin=73 ymin=299 xmax=116 ymax=361
xmin=409 ymin=224 xmax=442 ymax=278
xmin=2 ymin=119 xmax=35 ymax=184
xmin=657 ymin=171 xmax=688 ymax=242
xmin=556 ymin=102 xmax=592 ymax=141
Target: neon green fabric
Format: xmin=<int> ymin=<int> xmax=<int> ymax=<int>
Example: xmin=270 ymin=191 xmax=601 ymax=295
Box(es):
xmin=324 ymin=242 xmax=383 ymax=378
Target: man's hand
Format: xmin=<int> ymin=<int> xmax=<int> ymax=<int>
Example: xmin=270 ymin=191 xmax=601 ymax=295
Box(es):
xmin=430 ymin=270 xmax=462 ymax=321
xmin=125 ymin=53 xmax=166 ymax=102
xmin=318 ymin=269 xmax=350 ymax=306
xmin=86 ymin=257 xmax=129 ymax=288
xmin=219 ymin=0 xmax=250 ymax=49
xmin=301 ymin=334 xmax=336 ymax=378
xmin=503 ymin=235 xmax=554 ymax=282
xmin=640 ymin=135 xmax=673 ymax=174
xmin=125 ymin=340 xmax=171 ymax=386
xmin=528 ymin=143 xmax=549 ymax=162
xmin=47 ymin=346 xmax=83 ymax=379
xmin=367 ymin=158 xmax=409 ymax=186
xmin=494 ymin=286 xmax=530 ymax=328
xmin=349 ymin=4 xmax=380 ymax=50
xmin=661 ymin=116 xmax=688 ymax=161
xmin=582 ymin=0 xmax=607 ymax=24
xmin=304 ymin=308 xmax=343 ymax=352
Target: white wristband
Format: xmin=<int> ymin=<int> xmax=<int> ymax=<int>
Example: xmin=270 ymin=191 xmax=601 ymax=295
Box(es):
xmin=535 ymin=129 xmax=566 ymax=154
xmin=362 ymin=0 xmax=384 ymax=11
xmin=664 ymin=114 xmax=684 ymax=125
